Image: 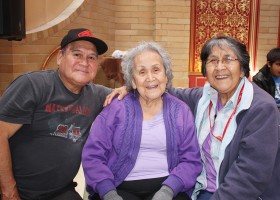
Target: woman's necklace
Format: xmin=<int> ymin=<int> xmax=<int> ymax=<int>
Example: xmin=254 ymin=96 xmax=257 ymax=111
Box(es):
xmin=208 ymin=83 xmax=245 ymax=142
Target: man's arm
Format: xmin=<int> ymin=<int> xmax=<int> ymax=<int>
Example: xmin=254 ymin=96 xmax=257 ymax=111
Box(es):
xmin=0 ymin=121 xmax=22 ymax=200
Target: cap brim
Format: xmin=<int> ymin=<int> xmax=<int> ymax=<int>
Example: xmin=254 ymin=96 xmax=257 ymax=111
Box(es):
xmin=67 ymin=37 xmax=108 ymax=55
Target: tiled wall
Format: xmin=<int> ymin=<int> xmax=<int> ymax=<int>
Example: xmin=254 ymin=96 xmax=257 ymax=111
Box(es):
xmin=256 ymin=0 xmax=280 ymax=76
xmin=0 ymin=0 xmax=279 ymax=95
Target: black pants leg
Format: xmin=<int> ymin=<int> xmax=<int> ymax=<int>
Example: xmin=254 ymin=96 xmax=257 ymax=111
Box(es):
xmin=89 ymin=177 xmax=190 ymax=200
xmin=50 ymin=189 xmax=82 ymax=200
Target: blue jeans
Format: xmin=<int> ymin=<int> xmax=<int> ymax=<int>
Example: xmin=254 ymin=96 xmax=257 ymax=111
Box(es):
xmin=197 ymin=190 xmax=213 ymax=200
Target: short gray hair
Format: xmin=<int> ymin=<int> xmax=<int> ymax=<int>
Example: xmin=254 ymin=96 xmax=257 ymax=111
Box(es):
xmin=122 ymin=41 xmax=173 ymax=91
xmin=201 ymin=36 xmax=250 ymax=78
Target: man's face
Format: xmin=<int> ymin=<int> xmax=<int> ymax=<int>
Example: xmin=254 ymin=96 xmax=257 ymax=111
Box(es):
xmin=268 ymin=60 xmax=280 ymax=77
xmin=57 ymin=40 xmax=99 ymax=94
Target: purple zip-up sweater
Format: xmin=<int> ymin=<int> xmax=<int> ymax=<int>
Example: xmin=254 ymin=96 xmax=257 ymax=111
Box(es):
xmin=82 ymin=92 xmax=202 ymax=198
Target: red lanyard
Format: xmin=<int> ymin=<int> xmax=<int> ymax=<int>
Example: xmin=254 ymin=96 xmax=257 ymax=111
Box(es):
xmin=208 ymin=83 xmax=245 ymax=142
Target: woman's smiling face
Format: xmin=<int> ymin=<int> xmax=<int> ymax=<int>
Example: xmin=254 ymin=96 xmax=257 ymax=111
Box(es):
xmin=205 ymin=46 xmax=245 ymax=100
xmin=132 ymin=50 xmax=168 ymax=103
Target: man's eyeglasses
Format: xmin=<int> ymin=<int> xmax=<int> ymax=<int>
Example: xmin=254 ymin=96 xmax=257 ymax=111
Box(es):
xmin=206 ymin=56 xmax=238 ymax=66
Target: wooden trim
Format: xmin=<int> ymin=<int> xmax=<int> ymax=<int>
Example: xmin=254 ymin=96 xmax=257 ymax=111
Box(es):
xmin=42 ymin=46 xmax=60 ymax=70
xmin=248 ymin=0 xmax=260 ymax=72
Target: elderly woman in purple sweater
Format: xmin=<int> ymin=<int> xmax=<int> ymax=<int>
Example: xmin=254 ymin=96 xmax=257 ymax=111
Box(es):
xmin=82 ymin=41 xmax=202 ymax=200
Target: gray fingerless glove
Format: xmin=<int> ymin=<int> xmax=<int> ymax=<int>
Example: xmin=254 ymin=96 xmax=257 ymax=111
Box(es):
xmin=152 ymin=185 xmax=174 ymax=200
xmin=103 ymin=190 xmax=123 ymax=200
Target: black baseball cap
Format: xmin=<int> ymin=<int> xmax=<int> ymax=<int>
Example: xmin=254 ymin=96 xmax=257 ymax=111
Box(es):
xmin=60 ymin=28 xmax=108 ymax=55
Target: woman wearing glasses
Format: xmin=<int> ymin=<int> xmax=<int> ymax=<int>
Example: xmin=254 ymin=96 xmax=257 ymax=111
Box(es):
xmin=169 ymin=36 xmax=280 ymax=200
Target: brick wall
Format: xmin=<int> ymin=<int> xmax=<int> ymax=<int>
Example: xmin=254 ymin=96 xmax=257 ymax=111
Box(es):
xmin=113 ymin=0 xmax=191 ymax=87
xmin=256 ymin=0 xmax=280 ymax=75
xmin=0 ymin=0 xmax=279 ymax=95
xmin=0 ymin=0 xmax=116 ymax=95
xmin=154 ymin=0 xmax=191 ymax=87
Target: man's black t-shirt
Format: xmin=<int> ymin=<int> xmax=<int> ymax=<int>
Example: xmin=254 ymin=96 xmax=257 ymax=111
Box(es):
xmin=0 ymin=70 xmax=111 ymax=199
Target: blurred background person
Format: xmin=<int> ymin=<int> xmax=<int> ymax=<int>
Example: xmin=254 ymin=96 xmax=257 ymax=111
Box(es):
xmin=82 ymin=41 xmax=202 ymax=200
xmin=253 ymin=47 xmax=280 ymax=110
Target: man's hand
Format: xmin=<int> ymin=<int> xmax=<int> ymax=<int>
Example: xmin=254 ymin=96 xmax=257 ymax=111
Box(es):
xmin=1 ymin=184 xmax=21 ymax=200
xmin=103 ymin=86 xmax=128 ymax=107
xmin=0 ymin=121 xmax=22 ymax=200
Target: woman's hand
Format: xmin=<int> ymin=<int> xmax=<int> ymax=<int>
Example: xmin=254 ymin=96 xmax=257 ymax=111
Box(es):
xmin=103 ymin=190 xmax=123 ymax=200
xmin=103 ymin=86 xmax=128 ymax=107
xmin=152 ymin=185 xmax=173 ymax=200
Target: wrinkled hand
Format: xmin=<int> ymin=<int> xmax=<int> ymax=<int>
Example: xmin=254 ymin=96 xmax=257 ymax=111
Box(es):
xmin=103 ymin=86 xmax=128 ymax=107
xmin=103 ymin=190 xmax=123 ymax=200
xmin=152 ymin=185 xmax=173 ymax=200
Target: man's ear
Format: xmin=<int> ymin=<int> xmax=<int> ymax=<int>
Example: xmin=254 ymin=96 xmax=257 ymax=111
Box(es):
xmin=267 ymin=61 xmax=272 ymax=68
xmin=57 ymin=50 xmax=63 ymax=66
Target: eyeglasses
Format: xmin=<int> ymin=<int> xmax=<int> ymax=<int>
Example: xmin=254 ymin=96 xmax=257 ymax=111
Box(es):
xmin=206 ymin=56 xmax=238 ymax=66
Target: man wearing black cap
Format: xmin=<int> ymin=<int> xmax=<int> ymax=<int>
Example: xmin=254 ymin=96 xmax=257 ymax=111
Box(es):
xmin=0 ymin=28 xmax=113 ymax=200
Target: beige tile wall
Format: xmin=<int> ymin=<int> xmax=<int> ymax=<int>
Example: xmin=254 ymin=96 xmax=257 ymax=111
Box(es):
xmin=1 ymin=0 xmax=279 ymax=95
xmin=256 ymin=0 xmax=280 ymax=75
xmin=0 ymin=0 xmax=190 ymax=94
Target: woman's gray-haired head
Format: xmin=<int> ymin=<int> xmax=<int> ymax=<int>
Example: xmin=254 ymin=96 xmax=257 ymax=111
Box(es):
xmin=121 ymin=41 xmax=173 ymax=91
xmin=200 ymin=36 xmax=250 ymax=78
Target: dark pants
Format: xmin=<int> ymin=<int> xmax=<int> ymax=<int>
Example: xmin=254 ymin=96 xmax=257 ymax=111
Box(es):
xmin=89 ymin=177 xmax=190 ymax=200
xmin=2 ymin=182 xmax=83 ymax=200
xmin=1 ymin=189 xmax=82 ymax=200
xmin=49 ymin=188 xmax=82 ymax=200
xmin=197 ymin=190 xmax=213 ymax=200
xmin=46 ymin=182 xmax=83 ymax=200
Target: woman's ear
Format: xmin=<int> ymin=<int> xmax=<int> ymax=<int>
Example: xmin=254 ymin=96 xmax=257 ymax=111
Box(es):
xmin=132 ymin=79 xmax=137 ymax=89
